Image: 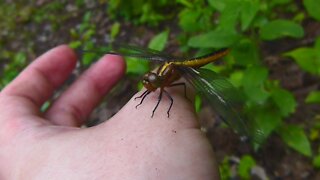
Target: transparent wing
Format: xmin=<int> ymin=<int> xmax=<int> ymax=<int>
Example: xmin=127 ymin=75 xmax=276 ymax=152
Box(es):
xmin=80 ymin=43 xmax=230 ymax=64
xmin=79 ymin=43 xmax=177 ymax=62
xmin=107 ymin=44 xmax=230 ymax=63
xmin=178 ymin=67 xmax=261 ymax=141
xmin=111 ymin=43 xmax=176 ymax=61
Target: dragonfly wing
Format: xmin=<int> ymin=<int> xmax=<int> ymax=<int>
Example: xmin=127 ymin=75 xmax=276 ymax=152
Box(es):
xmin=178 ymin=67 xmax=256 ymax=140
xmin=110 ymin=43 xmax=176 ymax=62
xmin=80 ymin=43 xmax=176 ymax=62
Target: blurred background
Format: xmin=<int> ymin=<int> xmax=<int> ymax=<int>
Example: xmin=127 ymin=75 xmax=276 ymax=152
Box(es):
xmin=1 ymin=0 xmax=320 ymax=179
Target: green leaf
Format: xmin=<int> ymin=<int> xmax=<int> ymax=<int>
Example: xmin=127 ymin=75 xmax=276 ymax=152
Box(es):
xmin=219 ymin=157 xmax=232 ymax=179
xmin=41 ymin=101 xmax=51 ymax=112
xmin=209 ymin=0 xmax=258 ymax=31
xmin=260 ymin=19 xmax=304 ymax=40
xmin=82 ymin=53 xmax=96 ymax=66
xmin=178 ymin=7 xmax=213 ymax=32
xmin=83 ymin=11 xmax=92 ymax=22
xmin=240 ymin=0 xmax=259 ymax=31
xmin=176 ymin=0 xmax=193 ymax=8
xmin=242 ymin=66 xmax=269 ymax=103
xmin=188 ymin=28 xmax=241 ymax=48
xmin=14 ymin=52 xmax=27 ymax=65
xmin=208 ymin=0 xmax=226 ymax=11
xmin=315 ymin=37 xmax=320 ymax=49
xmin=148 ymin=30 xmax=169 ymax=51
xmin=137 ymin=81 xmax=144 ymax=91
xmin=229 ymin=71 xmax=243 ymax=88
xmin=68 ymin=40 xmax=82 ymax=49
xmin=194 ymin=95 xmax=201 ymax=113
xmin=238 ymin=155 xmax=256 ymax=179
xmin=309 ymin=128 xmax=319 ymax=141
xmin=232 ymin=38 xmax=260 ymax=66
xmin=110 ymin=22 xmax=120 ymax=39
xmin=303 ymin=0 xmax=320 ymax=21
xmin=271 ymin=88 xmax=297 ymax=117
xmin=313 ymin=155 xmax=320 ymax=169
xmin=83 ymin=29 xmax=95 ymax=41
xmin=218 ymin=1 xmax=241 ymax=31
xmin=277 ymin=124 xmax=312 ymax=157
xmin=254 ymin=110 xmax=282 ymax=142
xmin=284 ymin=47 xmax=320 ymax=75
xmin=126 ymin=58 xmax=149 ymax=75
xmin=306 ymin=91 xmax=320 ymax=103
xmin=179 ymin=9 xmax=202 ymax=32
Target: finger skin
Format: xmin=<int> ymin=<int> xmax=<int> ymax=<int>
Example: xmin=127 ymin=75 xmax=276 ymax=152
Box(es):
xmin=0 ymin=76 xmax=219 ymax=180
xmin=0 ymin=47 xmax=219 ymax=179
xmin=45 ymin=54 xmax=125 ymax=126
xmin=91 ymin=87 xmax=218 ymax=179
xmin=0 ymin=45 xmax=77 ymax=141
xmin=0 ymin=45 xmax=76 ymax=119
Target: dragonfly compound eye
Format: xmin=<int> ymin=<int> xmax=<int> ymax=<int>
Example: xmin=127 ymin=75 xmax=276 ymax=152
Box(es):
xmin=148 ymin=73 xmax=158 ymax=82
xmin=142 ymin=72 xmax=161 ymax=91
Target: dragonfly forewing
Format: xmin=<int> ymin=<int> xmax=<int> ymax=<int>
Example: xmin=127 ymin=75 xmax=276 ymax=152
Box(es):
xmin=178 ymin=66 xmax=260 ymax=141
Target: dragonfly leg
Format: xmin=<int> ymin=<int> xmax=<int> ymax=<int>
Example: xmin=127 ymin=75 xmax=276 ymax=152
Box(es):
xmin=135 ymin=90 xmax=149 ymax=100
xmin=163 ymin=90 xmax=173 ymax=118
xmin=151 ymin=90 xmax=163 ymax=118
xmin=169 ymin=82 xmax=190 ymax=102
xmin=135 ymin=90 xmax=151 ymax=109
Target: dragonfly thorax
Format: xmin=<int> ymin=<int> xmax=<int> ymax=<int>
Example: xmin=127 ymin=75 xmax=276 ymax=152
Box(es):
xmin=142 ymin=63 xmax=180 ymax=92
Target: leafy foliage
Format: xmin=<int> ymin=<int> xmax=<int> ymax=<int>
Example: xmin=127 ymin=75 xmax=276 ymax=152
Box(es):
xmin=259 ymin=19 xmax=304 ymax=40
xmin=238 ymin=155 xmax=256 ymax=179
xmin=277 ymin=124 xmax=312 ymax=157
xmin=174 ymin=0 xmax=310 ymax=154
xmin=148 ymin=30 xmax=169 ymax=51
xmin=219 ymin=157 xmax=232 ymax=180
xmin=303 ymin=0 xmax=320 ymax=21
xmin=0 ymin=52 xmax=26 ymax=89
xmin=107 ymin=0 xmax=177 ymax=26
xmin=284 ymin=37 xmax=320 ymax=75
xmin=0 ymin=0 xmax=319 ymax=178
xmin=306 ymin=91 xmax=320 ymax=104
xmin=313 ymin=154 xmax=320 ymax=169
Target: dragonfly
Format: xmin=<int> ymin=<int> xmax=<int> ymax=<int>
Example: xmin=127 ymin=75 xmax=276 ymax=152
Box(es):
xmin=83 ymin=43 xmax=261 ymax=141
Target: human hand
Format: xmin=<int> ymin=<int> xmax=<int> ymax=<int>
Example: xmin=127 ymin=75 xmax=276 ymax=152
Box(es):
xmin=0 ymin=45 xmax=219 ymax=180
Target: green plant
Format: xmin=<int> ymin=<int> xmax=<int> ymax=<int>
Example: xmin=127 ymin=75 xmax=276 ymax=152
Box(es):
xmin=69 ymin=12 xmax=97 ymax=66
xmin=313 ymin=153 xmax=320 ymax=169
xmin=0 ymin=52 xmax=27 ymax=90
xmin=107 ymin=0 xmax=178 ymax=26
xmin=238 ymin=155 xmax=256 ymax=179
xmin=284 ymin=37 xmax=320 ymax=76
xmin=219 ymin=157 xmax=232 ymax=180
xmin=99 ymin=0 xmax=317 ymax=157
xmin=1 ymin=1 xmax=319 ymax=178
xmin=175 ymin=0 xmax=314 ymax=155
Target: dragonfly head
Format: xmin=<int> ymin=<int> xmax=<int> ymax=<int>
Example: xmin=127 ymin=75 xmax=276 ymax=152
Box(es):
xmin=142 ymin=72 xmax=162 ymax=91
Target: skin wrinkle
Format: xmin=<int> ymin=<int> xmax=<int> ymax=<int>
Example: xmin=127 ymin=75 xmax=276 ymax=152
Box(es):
xmin=0 ymin=96 xmax=39 ymax=116
xmin=47 ymin=79 xmax=107 ymax=125
xmin=2 ymin=69 xmax=51 ymax=108
xmin=49 ymin=104 xmax=84 ymax=126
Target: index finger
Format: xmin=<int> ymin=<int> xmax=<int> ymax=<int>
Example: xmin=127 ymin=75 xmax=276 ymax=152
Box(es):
xmin=0 ymin=45 xmax=77 ymax=115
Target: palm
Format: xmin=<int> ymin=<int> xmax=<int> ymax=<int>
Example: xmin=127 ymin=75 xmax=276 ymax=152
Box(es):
xmin=0 ymin=46 xmax=218 ymax=180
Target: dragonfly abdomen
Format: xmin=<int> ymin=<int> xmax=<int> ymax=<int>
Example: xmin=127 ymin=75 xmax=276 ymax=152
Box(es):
xmin=173 ymin=48 xmax=230 ymax=68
